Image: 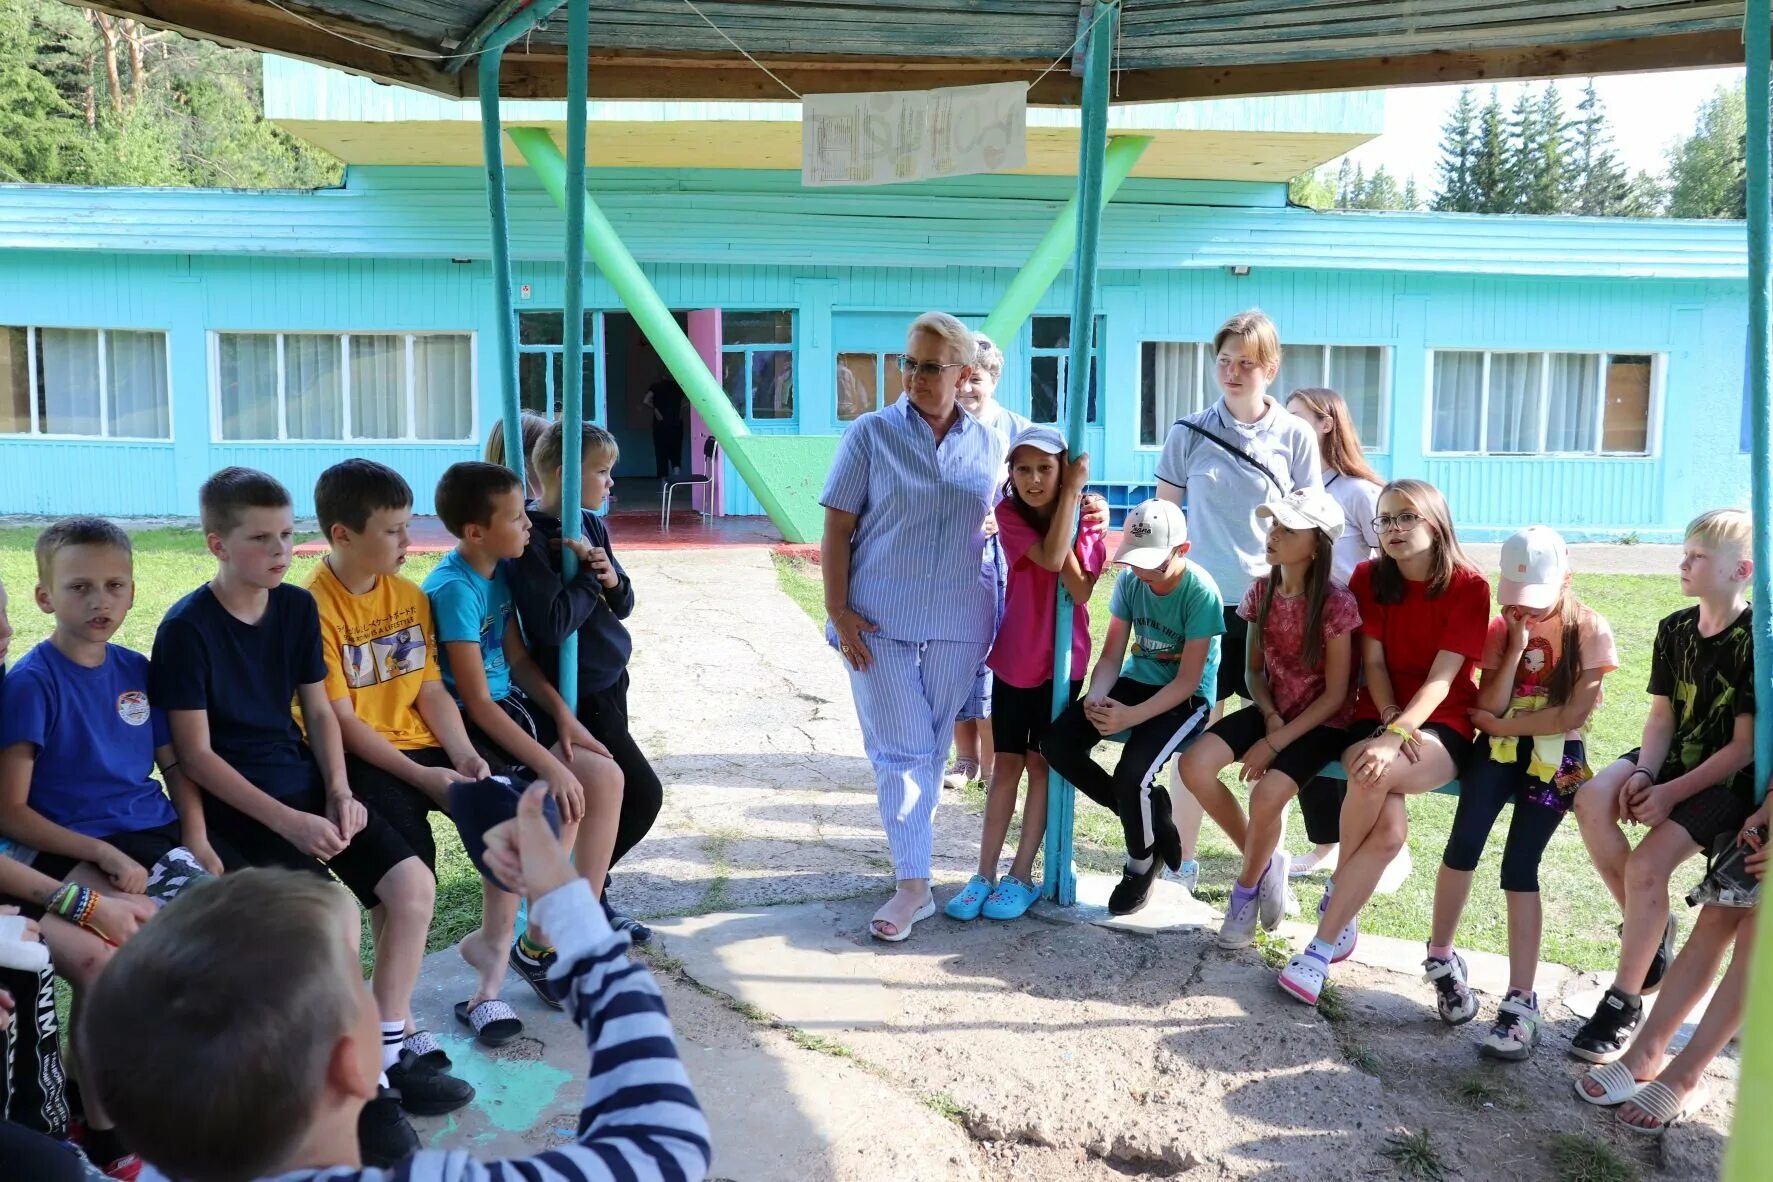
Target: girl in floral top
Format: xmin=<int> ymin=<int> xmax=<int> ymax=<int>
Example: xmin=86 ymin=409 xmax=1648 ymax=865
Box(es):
xmin=1177 ymin=487 xmax=1359 ymax=952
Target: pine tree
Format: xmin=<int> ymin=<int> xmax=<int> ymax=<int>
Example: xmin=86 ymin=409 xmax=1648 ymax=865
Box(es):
xmin=1401 ymin=176 xmax=1421 ymax=211
xmin=1569 ymin=79 xmax=1633 ymax=216
xmin=1500 ymin=86 xmax=1543 ymax=212
xmin=1667 ymin=81 xmax=1747 ymax=219
xmin=1526 ymin=84 xmax=1571 ymax=214
xmin=1361 ymin=165 xmax=1403 ymax=210
xmin=1432 ymin=87 xmax=1480 ymax=212
xmin=1334 ymin=157 xmax=1355 ymax=208
xmin=1288 ymin=166 xmax=1335 ymax=210
xmin=1469 ymin=88 xmax=1510 ymax=214
xmin=1618 ymin=169 xmax=1667 ymax=218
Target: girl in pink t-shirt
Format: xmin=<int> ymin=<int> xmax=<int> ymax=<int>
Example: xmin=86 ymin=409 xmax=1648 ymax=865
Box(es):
xmin=1176 ymin=487 xmax=1359 ymax=953
xmin=944 ymin=427 xmax=1106 ymax=923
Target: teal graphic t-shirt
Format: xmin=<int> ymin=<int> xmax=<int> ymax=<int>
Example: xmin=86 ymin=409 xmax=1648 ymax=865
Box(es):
xmin=1108 ymin=563 xmax=1224 ymax=697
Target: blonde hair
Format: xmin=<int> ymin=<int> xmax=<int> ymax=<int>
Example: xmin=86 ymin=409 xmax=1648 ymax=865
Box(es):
xmin=1686 ymin=508 xmax=1752 ymax=560
xmin=972 ymin=332 xmax=1004 ymax=381
xmin=534 ymin=418 xmax=619 ymax=476
xmin=908 ymin=312 xmax=977 ymax=365
xmin=1212 ymin=308 xmax=1283 ymax=371
xmin=484 ymin=412 xmax=550 ymax=472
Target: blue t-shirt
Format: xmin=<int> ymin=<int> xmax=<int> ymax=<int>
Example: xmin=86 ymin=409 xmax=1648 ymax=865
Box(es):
xmin=424 ymin=550 xmax=516 ymax=703
xmin=1108 ymin=563 xmax=1224 ymax=698
xmin=149 ymin=583 xmax=326 ymax=801
xmin=0 ymin=641 xmax=177 ymax=838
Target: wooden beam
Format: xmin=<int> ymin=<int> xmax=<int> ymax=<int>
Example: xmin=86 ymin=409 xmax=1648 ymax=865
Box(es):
xmin=64 ymin=0 xmax=466 ymax=97
xmin=481 ymin=27 xmax=1745 ymax=103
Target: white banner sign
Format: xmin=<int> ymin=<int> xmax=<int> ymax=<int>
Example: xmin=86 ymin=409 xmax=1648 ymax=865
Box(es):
xmin=802 ymin=82 xmax=1028 ymax=187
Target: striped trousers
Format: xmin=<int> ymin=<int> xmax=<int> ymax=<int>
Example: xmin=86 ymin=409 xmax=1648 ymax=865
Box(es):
xmin=846 ymin=637 xmax=992 ymax=880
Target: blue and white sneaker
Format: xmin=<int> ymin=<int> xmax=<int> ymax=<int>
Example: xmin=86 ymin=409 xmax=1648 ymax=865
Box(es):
xmin=1164 ymin=859 xmax=1201 ymax=895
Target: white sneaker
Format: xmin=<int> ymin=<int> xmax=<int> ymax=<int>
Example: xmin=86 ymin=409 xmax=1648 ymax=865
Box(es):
xmin=1289 ymin=844 xmax=1338 ymax=877
xmin=1424 ymin=950 xmax=1480 ymax=1026
xmin=1217 ymin=891 xmax=1260 ymax=949
xmin=1163 ymin=859 xmax=1200 ymax=895
xmin=1374 ymin=845 xmax=1414 ymax=895
xmin=1256 ymin=850 xmax=1290 ymax=930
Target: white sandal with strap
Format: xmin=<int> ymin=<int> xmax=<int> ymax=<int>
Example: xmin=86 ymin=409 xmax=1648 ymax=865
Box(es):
xmin=1618 ymin=1080 xmax=1710 ymax=1136
xmin=870 ymin=896 xmax=935 ymax=943
xmin=1574 ymin=1061 xmax=1647 ymax=1107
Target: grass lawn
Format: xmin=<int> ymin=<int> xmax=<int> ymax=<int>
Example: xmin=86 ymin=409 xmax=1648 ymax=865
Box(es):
xmin=774 ymin=553 xmax=1689 ymax=972
xmin=0 ymin=528 xmax=490 ymax=964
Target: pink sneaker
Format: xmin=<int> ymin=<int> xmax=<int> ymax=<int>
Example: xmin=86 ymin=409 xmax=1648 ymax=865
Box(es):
xmin=1278 ymin=953 xmax=1327 ymax=1006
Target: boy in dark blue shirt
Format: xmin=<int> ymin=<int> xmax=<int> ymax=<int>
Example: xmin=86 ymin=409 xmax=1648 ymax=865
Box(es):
xmin=150 ymin=468 xmax=466 ymax=1164
xmin=0 ymin=518 xmax=222 ymax=896
xmin=506 ymin=419 xmax=661 ymax=940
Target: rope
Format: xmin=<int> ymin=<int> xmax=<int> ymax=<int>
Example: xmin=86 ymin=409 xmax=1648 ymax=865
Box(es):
xmin=680 ymin=0 xmax=804 ymax=99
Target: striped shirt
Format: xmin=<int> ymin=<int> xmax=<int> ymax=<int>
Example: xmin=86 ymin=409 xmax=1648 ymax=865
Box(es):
xmin=143 ymin=879 xmax=711 ymax=1182
xmin=821 ymin=396 xmax=1001 ymax=644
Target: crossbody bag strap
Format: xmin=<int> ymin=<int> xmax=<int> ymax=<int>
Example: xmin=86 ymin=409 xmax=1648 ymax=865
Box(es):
xmin=1172 ymin=418 xmax=1288 ymax=497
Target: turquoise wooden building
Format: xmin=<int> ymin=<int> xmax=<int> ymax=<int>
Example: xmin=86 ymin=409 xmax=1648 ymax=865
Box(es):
xmin=0 ymin=58 xmax=1751 ymax=541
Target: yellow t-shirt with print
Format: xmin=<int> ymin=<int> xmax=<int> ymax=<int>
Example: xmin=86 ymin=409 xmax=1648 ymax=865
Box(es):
xmin=301 ymin=560 xmax=441 ymax=751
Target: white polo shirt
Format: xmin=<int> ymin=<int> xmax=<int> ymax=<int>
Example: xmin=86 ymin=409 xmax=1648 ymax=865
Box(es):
xmin=1154 ymin=396 xmax=1322 ymax=602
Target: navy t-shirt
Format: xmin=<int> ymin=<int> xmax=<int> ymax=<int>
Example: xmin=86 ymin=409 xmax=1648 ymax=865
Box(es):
xmin=0 ymin=641 xmax=177 ymax=838
xmin=149 ymin=583 xmax=326 ymax=800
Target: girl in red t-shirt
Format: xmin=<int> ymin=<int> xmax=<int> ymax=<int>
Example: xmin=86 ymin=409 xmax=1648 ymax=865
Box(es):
xmin=944 ymin=428 xmax=1106 ymax=924
xmin=1279 ymin=479 xmax=1491 ymax=1007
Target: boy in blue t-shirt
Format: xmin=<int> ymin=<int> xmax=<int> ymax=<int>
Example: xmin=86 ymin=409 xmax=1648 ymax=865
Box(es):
xmin=150 ymin=468 xmax=451 ymax=1165
xmin=1041 ymin=499 xmax=1224 ymax=917
xmin=422 ymin=461 xmax=623 ymax=1019
xmin=0 ymin=518 xmax=223 ymax=898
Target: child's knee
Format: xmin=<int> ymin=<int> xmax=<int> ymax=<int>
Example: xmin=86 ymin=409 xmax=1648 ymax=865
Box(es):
xmin=1371 ymin=805 xmax=1409 ymax=856
xmin=1248 ymin=778 xmax=1296 ymax=821
xmin=573 ymin=749 xmax=625 ymax=798
xmin=381 ymin=859 xmax=436 ymax=922
xmin=1623 ymin=844 xmax=1676 ymax=895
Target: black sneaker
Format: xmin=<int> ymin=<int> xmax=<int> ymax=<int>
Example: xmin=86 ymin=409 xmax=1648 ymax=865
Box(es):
xmin=603 ymin=897 xmax=654 ymax=945
xmin=1570 ymin=986 xmax=1643 ymax=1064
xmin=1108 ymin=858 xmax=1162 ymax=916
xmin=386 ymin=1049 xmax=475 ymax=1116
xmin=1641 ymin=914 xmax=1680 ymax=995
xmin=1149 ymin=785 xmax=1183 ymax=873
xmin=509 ymin=941 xmax=566 ymax=1011
xmin=358 ymin=1086 xmax=420 ymax=1166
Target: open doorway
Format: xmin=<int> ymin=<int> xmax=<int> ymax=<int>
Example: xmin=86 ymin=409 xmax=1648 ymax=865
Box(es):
xmin=603 ymin=311 xmax=692 ymax=513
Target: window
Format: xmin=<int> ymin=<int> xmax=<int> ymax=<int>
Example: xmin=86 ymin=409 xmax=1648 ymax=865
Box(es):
xmin=1139 ymin=342 xmax=1211 ymax=445
xmin=722 ymin=311 xmax=795 ymax=422
xmin=0 ymin=326 xmax=170 ymax=439
xmin=213 ymin=332 xmax=474 ymax=442
xmin=517 ymin=311 xmax=598 ymax=420
xmin=1429 ymin=349 xmax=1655 ymax=456
xmin=835 ymin=352 xmax=904 ymax=422
xmin=1139 ymin=340 xmax=1388 ymax=449
xmin=1029 ymin=315 xmax=1101 ymax=425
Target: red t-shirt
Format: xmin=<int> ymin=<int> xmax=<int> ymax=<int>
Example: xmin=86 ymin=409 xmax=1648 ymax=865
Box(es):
xmin=1348 ymin=560 xmax=1491 ymax=738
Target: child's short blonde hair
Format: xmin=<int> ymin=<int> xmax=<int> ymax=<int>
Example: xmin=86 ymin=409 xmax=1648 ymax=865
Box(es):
xmin=534 ymin=418 xmax=620 ymax=476
xmin=1212 ymin=308 xmax=1283 ymax=371
xmin=907 ymin=312 xmax=977 ymax=366
xmin=1686 ymin=508 xmax=1752 ymax=560
xmin=972 ymin=332 xmax=1004 ymax=382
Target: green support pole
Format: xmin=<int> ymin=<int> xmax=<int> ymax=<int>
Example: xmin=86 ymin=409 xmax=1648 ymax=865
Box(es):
xmin=507 ymin=126 xmax=817 ymax=544
xmin=1723 ymin=4 xmax=1771 ymax=1177
xmin=557 ymin=0 xmax=589 ymax=712
xmin=980 ymin=134 xmax=1149 ymax=347
xmin=1043 ymin=0 xmax=1118 ymax=907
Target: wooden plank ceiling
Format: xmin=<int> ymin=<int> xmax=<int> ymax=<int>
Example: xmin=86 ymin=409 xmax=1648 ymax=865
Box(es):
xmin=68 ymin=1 xmax=1753 ymax=102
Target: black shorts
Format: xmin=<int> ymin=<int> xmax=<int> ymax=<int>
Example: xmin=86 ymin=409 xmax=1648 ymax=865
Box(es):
xmin=31 ymin=820 xmax=189 ymax=884
xmin=1619 ymin=749 xmax=1757 ymax=848
xmin=205 ymin=769 xmax=424 ymax=909
xmin=344 ymin=748 xmax=454 ymax=870
xmin=1206 ymin=705 xmax=1349 ymax=788
xmin=464 ymin=689 xmax=561 ymax=774
xmin=1340 ymin=720 xmax=1474 ymax=775
xmin=1214 ymin=606 xmax=1250 ymax=703
xmin=991 ymin=678 xmax=1083 ymax=756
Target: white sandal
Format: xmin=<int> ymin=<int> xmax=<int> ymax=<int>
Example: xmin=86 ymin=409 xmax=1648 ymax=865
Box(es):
xmin=870 ymin=896 xmax=935 ymax=943
xmin=1574 ymin=1061 xmax=1646 ymax=1107
xmin=1618 ymin=1080 xmax=1710 ymax=1137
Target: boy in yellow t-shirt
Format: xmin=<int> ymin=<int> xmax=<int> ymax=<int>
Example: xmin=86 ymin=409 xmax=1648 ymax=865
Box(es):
xmin=302 ymin=459 xmax=490 ymax=1113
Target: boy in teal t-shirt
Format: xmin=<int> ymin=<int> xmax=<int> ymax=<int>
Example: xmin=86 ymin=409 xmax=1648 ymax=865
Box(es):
xmin=1041 ymin=499 xmax=1223 ymax=916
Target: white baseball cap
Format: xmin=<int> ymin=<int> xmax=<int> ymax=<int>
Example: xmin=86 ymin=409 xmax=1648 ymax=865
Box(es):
xmin=1007 ymin=424 xmax=1066 ymax=457
xmin=1257 ymin=487 xmax=1346 ymax=542
xmin=1498 ymin=526 xmax=1569 ymax=610
xmin=1112 ymin=499 xmax=1188 ymax=569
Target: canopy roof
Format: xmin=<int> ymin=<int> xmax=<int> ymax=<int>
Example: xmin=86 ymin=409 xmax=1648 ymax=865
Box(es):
xmin=72 ymin=1 xmax=1753 ymax=102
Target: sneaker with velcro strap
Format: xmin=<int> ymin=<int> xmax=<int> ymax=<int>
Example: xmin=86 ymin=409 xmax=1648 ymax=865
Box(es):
xmin=1570 ymin=985 xmax=1643 ymax=1064
xmin=1423 ymin=950 xmax=1480 ymax=1026
xmin=1480 ymin=989 xmax=1542 ymax=1062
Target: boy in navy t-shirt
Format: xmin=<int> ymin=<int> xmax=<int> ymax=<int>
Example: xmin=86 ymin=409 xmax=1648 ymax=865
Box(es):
xmin=0 ymin=518 xmax=223 ymax=897
xmin=149 ymin=468 xmax=454 ymax=1165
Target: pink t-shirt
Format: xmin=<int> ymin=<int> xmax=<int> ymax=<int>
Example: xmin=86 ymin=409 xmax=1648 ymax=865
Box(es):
xmin=1237 ymin=577 xmax=1362 ymax=727
xmin=987 ymin=502 xmax=1109 ymax=689
xmin=1480 ymin=606 xmax=1619 ymax=740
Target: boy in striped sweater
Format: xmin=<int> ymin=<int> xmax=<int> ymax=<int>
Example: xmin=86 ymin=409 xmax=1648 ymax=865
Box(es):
xmin=78 ymin=783 xmax=711 ymax=1182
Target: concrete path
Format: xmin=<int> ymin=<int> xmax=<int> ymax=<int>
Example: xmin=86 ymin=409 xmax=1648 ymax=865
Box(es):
xmin=414 ymin=548 xmax=1736 ymax=1181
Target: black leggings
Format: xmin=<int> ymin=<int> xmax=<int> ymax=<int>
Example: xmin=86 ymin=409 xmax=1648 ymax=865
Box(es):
xmin=1440 ymin=738 xmax=1582 ymax=893
xmin=578 ymin=671 xmax=663 ymax=872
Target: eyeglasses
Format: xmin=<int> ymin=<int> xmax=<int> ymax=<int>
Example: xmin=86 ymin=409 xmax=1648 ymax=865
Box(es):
xmin=1372 ymin=512 xmax=1425 ymax=533
xmin=897 ymin=356 xmax=965 ymax=378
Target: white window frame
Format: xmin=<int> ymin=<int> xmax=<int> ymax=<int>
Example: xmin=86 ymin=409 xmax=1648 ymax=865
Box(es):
xmin=1 ymin=325 xmax=175 ymax=442
xmin=208 ymin=330 xmax=478 ymax=444
xmin=1424 ymin=347 xmax=1664 ymax=458
xmin=1134 ymin=340 xmax=1392 ymax=452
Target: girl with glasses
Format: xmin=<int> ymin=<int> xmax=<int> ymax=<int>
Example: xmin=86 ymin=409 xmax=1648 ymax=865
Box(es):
xmin=1278 ymin=480 xmax=1490 ymax=1007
